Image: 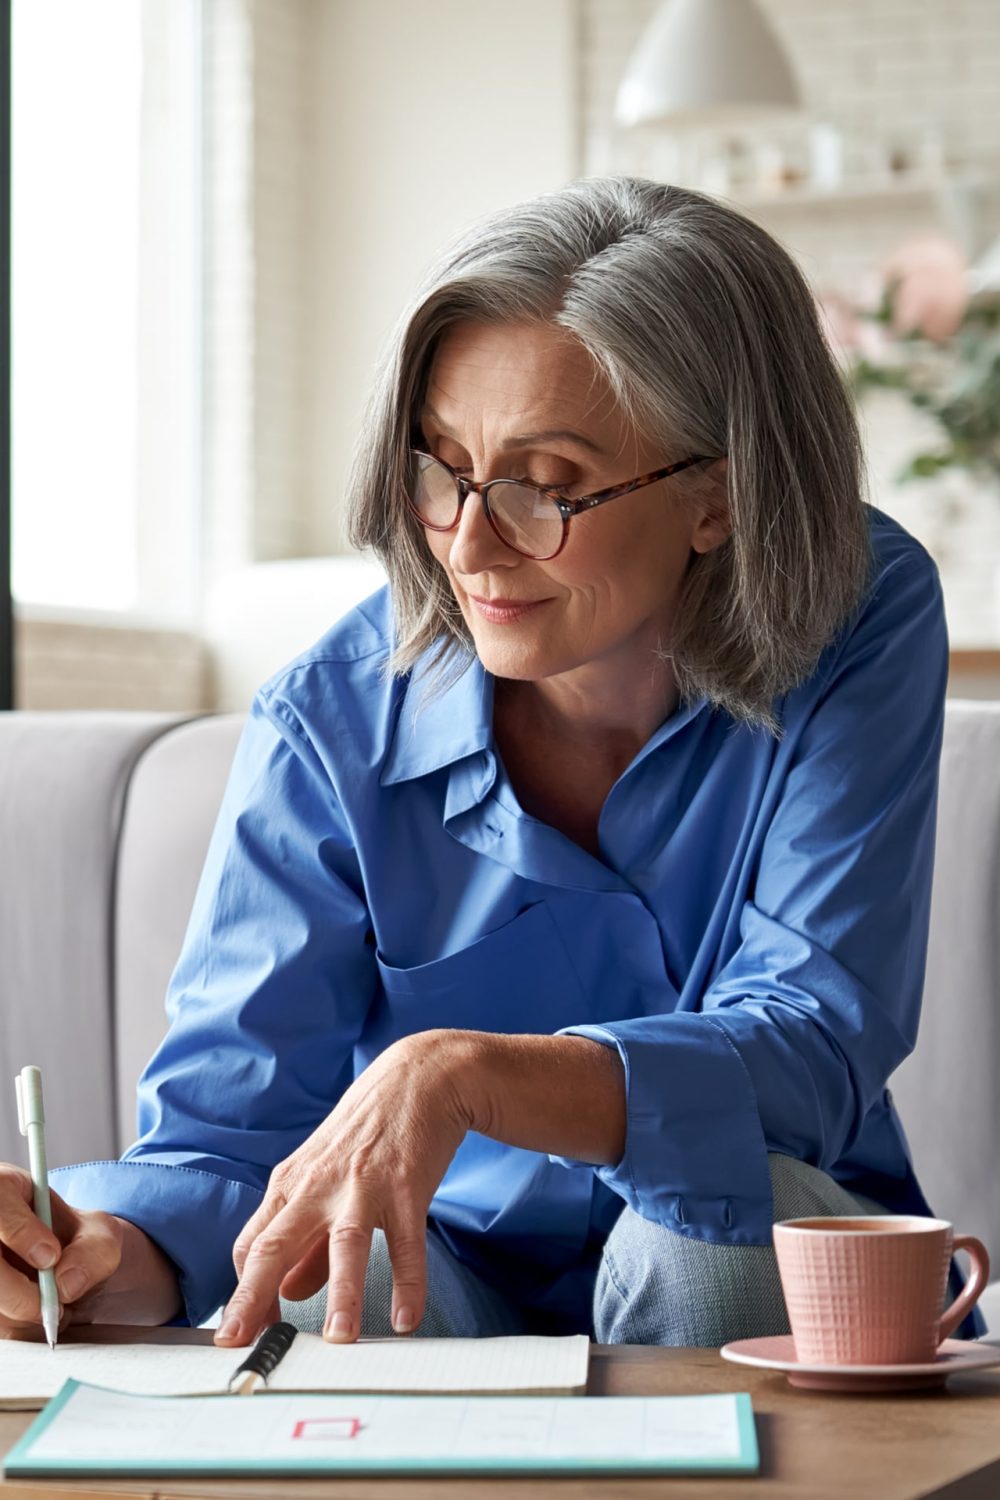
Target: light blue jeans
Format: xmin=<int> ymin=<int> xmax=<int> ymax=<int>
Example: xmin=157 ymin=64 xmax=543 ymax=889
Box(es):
xmin=281 ymin=1153 xmax=889 ymax=1345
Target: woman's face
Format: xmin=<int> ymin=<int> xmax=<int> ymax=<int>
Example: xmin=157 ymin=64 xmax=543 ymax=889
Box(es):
xmin=418 ymin=318 xmax=728 ymax=692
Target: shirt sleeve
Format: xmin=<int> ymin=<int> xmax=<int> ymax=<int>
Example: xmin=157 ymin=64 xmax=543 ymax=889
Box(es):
xmin=552 ymin=551 xmax=949 ymax=1246
xmin=53 ymin=687 xmax=378 ymax=1326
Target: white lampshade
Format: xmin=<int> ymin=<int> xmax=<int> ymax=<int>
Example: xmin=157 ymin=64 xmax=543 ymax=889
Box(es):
xmin=970 ymin=233 xmax=1000 ymax=296
xmin=615 ymin=0 xmax=803 ymax=130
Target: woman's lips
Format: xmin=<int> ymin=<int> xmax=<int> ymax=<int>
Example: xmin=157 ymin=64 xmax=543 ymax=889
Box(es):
xmin=469 ymin=595 xmax=549 ymax=624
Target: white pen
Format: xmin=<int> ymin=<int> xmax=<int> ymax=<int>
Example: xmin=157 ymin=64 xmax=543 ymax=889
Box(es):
xmin=15 ymin=1066 xmax=60 ymax=1349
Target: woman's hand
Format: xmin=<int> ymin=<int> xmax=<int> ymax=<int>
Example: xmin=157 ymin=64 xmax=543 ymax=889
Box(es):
xmin=0 ymin=1164 xmax=182 ymax=1337
xmin=216 ymin=1031 xmax=474 ymax=1349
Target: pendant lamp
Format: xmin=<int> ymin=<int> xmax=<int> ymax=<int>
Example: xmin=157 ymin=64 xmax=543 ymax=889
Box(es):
xmin=615 ymin=0 xmax=802 ymax=130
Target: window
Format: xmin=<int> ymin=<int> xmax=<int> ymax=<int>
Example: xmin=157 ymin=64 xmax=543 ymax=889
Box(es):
xmin=12 ymin=0 xmax=201 ymax=618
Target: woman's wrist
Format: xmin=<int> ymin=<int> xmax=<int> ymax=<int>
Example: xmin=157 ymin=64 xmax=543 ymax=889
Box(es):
xmin=430 ymin=1027 xmax=626 ymax=1167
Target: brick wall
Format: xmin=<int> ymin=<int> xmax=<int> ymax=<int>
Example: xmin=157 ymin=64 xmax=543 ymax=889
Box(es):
xmin=583 ymin=0 xmax=1000 ymax=184
xmin=581 ymin=0 xmax=1000 ymax=648
xmin=581 ymin=0 xmax=1000 ymax=293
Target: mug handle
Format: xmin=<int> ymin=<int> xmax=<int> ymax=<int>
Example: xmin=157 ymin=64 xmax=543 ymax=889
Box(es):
xmin=938 ymin=1234 xmax=991 ymax=1343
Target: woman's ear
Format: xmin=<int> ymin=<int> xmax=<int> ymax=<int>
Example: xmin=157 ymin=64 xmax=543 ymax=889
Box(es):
xmin=691 ymin=457 xmax=731 ymax=554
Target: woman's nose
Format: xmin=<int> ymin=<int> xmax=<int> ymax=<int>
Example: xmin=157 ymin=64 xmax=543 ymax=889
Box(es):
xmin=448 ymin=488 xmax=515 ymax=576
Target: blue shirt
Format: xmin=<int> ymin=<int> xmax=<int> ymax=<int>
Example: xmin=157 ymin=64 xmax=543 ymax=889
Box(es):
xmin=56 ymin=507 xmax=972 ymax=1333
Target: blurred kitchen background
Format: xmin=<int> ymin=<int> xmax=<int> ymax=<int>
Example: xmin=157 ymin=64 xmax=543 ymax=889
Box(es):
xmin=5 ymin=0 xmax=1000 ymax=714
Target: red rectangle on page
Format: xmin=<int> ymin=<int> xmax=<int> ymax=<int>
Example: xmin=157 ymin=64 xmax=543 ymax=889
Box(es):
xmin=291 ymin=1416 xmax=362 ymax=1441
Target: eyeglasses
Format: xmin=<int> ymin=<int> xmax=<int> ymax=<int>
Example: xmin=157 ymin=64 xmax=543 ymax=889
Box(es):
xmin=405 ymin=448 xmax=719 ymax=561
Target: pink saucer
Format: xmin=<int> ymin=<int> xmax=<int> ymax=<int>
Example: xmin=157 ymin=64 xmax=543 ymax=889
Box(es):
xmin=720 ymin=1335 xmax=1000 ymax=1392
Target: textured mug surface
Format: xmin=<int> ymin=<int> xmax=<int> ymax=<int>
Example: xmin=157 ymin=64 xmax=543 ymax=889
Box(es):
xmin=772 ymin=1216 xmax=990 ymax=1366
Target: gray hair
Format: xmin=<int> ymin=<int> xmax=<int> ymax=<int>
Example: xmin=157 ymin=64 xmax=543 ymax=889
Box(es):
xmin=347 ymin=175 xmax=873 ymax=736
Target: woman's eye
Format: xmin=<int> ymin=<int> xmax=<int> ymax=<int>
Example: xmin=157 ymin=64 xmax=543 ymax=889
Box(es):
xmin=437 ymin=456 xmax=574 ymax=494
xmin=510 ymin=476 xmax=572 ymax=493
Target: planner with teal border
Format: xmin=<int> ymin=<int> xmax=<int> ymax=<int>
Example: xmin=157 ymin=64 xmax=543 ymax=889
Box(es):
xmin=4 ymin=1380 xmax=759 ymax=1478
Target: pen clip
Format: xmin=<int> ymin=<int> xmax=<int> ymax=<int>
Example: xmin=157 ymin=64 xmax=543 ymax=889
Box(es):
xmin=15 ymin=1067 xmax=44 ymax=1133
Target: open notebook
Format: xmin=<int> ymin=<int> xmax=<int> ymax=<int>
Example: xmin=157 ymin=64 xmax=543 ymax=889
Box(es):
xmin=0 ymin=1331 xmax=590 ymax=1411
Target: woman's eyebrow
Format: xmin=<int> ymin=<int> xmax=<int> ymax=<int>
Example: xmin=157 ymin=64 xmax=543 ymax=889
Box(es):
xmin=419 ymin=404 xmax=607 ymax=456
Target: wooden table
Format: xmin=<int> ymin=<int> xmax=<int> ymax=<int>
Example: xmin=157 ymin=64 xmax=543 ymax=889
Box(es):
xmin=2 ymin=1328 xmax=1000 ymax=1500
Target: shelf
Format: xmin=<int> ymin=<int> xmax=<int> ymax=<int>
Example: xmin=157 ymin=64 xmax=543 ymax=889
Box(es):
xmin=950 ymin=649 xmax=1000 ymax=673
xmin=717 ymin=170 xmax=998 ymax=212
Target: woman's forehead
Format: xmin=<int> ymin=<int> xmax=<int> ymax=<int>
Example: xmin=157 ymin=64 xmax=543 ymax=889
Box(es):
xmin=424 ymin=319 xmax=622 ymax=441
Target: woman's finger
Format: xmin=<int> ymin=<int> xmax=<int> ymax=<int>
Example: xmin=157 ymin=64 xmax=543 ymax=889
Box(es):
xmin=47 ymin=1188 xmax=85 ymax=1245
xmin=278 ymin=1236 xmax=330 ymax=1304
xmin=323 ymin=1206 xmax=375 ymax=1344
xmin=217 ymin=1197 xmax=327 ymax=1346
xmin=0 ymin=1251 xmax=44 ymax=1327
xmin=51 ymin=1211 xmax=123 ymax=1308
xmin=385 ymin=1218 xmax=428 ymax=1335
xmin=0 ymin=1166 xmax=60 ymax=1273
xmin=231 ymin=1188 xmax=289 ymax=1282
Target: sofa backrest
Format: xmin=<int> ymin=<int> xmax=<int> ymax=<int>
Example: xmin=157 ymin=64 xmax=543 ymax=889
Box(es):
xmin=113 ymin=713 xmax=246 ymax=1151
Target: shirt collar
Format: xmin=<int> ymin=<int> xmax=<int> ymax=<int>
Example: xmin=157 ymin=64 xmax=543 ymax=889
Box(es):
xmin=382 ymin=641 xmax=714 ymax=789
xmin=380 ymin=647 xmax=494 ymax=786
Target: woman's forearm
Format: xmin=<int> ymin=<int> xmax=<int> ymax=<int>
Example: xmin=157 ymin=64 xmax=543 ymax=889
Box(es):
xmin=443 ymin=1029 xmax=627 ymax=1167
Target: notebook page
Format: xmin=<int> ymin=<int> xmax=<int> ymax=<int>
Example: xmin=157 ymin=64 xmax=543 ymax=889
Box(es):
xmin=0 ymin=1340 xmax=242 ymax=1406
xmin=0 ymin=1332 xmax=589 ymax=1408
xmin=272 ymin=1334 xmax=590 ymax=1394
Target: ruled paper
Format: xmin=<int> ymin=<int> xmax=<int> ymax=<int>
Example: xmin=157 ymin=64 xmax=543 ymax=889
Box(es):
xmin=0 ymin=1332 xmax=589 ymax=1409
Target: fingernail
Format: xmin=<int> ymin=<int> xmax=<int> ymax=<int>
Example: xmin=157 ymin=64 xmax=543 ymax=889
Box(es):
xmin=325 ymin=1311 xmax=352 ymax=1340
xmin=30 ymin=1243 xmax=57 ymax=1271
xmin=394 ymin=1307 xmax=414 ymax=1333
xmin=218 ymin=1316 xmax=242 ymax=1341
xmin=57 ymin=1267 xmax=86 ymax=1301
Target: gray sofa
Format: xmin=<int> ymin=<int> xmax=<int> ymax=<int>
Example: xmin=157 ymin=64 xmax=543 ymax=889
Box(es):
xmin=2 ymin=703 xmax=998 ymax=1317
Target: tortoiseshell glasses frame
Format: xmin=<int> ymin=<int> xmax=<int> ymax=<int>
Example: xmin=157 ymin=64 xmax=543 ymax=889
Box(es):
xmin=406 ymin=447 xmax=720 ymax=561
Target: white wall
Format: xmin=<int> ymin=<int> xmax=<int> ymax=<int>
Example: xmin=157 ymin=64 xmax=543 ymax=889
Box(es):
xmin=301 ymin=0 xmax=579 ymax=555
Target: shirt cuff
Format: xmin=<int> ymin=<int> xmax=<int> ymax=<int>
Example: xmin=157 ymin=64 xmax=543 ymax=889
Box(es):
xmin=549 ymin=1018 xmax=774 ymax=1245
xmin=52 ymin=1159 xmax=264 ymax=1328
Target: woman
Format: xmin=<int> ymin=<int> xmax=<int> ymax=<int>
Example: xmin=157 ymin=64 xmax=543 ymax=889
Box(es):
xmin=0 ymin=177 xmax=977 ymax=1348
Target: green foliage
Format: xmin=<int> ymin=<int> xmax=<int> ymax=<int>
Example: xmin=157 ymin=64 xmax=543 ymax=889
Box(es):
xmin=846 ymin=291 xmax=1000 ymax=484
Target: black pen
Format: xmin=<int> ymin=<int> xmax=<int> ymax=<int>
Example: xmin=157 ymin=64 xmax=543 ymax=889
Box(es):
xmin=227 ymin=1321 xmax=298 ymax=1396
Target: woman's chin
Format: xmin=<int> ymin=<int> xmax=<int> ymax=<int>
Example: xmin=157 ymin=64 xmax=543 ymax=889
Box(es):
xmin=473 ymin=646 xmax=547 ymax=682
xmin=462 ymin=609 xmax=580 ymax=684
xmin=473 ymin=643 xmax=584 ymax=687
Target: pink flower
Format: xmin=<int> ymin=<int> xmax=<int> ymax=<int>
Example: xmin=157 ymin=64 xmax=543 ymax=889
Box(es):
xmin=816 ymin=289 xmax=863 ymax=362
xmin=880 ymin=235 xmax=970 ymax=342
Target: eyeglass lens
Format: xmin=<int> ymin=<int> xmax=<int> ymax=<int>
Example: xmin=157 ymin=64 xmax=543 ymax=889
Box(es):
xmin=410 ymin=453 xmax=564 ymax=558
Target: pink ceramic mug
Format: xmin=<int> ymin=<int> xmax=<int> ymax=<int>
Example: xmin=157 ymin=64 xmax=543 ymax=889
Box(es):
xmin=773 ymin=1216 xmax=990 ymax=1366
